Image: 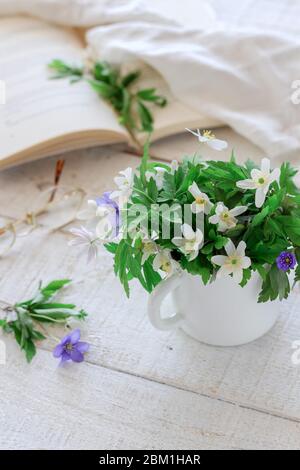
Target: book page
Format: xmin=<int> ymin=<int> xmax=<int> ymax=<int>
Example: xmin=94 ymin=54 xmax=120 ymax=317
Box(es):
xmin=0 ymin=16 xmax=127 ymax=169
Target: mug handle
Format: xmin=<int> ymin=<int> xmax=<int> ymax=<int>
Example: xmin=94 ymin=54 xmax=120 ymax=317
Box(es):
xmin=147 ymin=273 xmax=183 ymax=331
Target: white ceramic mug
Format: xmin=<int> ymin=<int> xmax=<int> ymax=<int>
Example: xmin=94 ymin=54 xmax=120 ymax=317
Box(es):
xmin=147 ymin=272 xmax=281 ymax=346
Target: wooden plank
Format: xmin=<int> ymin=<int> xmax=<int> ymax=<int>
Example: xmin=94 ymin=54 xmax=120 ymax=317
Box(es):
xmin=1 ymin=348 xmax=300 ymax=450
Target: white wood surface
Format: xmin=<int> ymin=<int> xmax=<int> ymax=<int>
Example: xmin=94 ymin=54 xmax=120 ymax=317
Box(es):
xmin=1 ymin=131 xmax=300 ymax=450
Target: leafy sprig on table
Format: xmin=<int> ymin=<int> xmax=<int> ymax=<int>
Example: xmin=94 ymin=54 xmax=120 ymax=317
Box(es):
xmin=48 ymin=59 xmax=167 ymax=139
xmin=0 ymin=280 xmax=87 ymax=362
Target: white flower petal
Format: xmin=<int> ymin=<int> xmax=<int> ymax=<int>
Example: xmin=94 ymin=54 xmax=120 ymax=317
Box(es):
xmin=270 ymin=167 xmax=280 ymax=183
xmin=250 ymin=169 xmax=262 ymax=181
xmin=232 ymin=268 xmax=243 ymax=284
xmin=209 ymin=214 xmax=219 ymax=224
xmin=172 ymin=237 xmax=184 ymax=247
xmin=261 ymin=158 xmax=271 ymax=174
xmin=204 ymin=200 xmax=213 ymax=214
xmin=188 ymin=182 xmax=201 ymax=198
xmin=191 ymin=201 xmax=203 ymax=214
xmin=198 ymin=135 xmax=209 ymax=143
xmin=188 ymin=251 xmax=199 ymax=261
xmin=236 ymin=179 xmax=257 ymax=190
xmin=68 ymin=238 xmax=86 ymax=247
xmin=236 ymin=240 xmax=246 ymax=257
xmin=255 ymin=187 xmax=266 ymax=208
xmin=186 ymin=128 xmax=200 ymax=138
xmin=229 ymin=205 xmax=248 ymax=217
xmin=207 ymin=138 xmax=228 ymax=151
xmin=225 ymin=239 xmax=236 ymax=256
xmin=182 ymin=224 xmax=195 ymax=240
xmin=217 ymin=264 xmax=233 ymax=278
xmin=153 ymin=253 xmax=162 ymax=271
xmin=211 ymin=255 xmax=228 ymax=266
xmin=121 ymin=167 xmax=133 ymax=179
xmin=217 ymin=221 xmax=228 ymax=232
xmin=241 ymin=256 xmax=251 ymax=269
xmin=195 ymin=229 xmax=204 ymax=244
xmin=216 ymin=202 xmax=226 ymax=215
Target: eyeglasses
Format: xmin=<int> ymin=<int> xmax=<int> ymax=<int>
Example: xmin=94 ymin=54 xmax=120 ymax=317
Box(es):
xmin=0 ymin=184 xmax=86 ymax=256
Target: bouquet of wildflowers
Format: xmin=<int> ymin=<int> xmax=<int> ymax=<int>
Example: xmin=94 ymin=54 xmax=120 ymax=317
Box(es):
xmin=70 ymin=131 xmax=300 ymax=303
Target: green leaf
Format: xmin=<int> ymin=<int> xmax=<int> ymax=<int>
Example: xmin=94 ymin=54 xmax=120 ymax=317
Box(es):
xmin=201 ymin=243 xmax=214 ymax=255
xmin=258 ymin=264 xmax=290 ymax=303
xmin=104 ymin=242 xmax=119 ymax=254
xmin=24 ymin=339 xmax=36 ymax=363
xmin=240 ymin=268 xmax=252 ymax=287
xmin=48 ymin=59 xmax=83 ymax=80
xmin=137 ymin=101 xmax=153 ymax=132
xmin=276 ymin=215 xmax=300 ymax=244
xmin=137 ymin=88 xmax=167 ymax=107
xmin=214 ymin=236 xmax=228 ymax=250
xmin=143 ymin=261 xmax=161 ymax=292
xmin=251 ymin=207 xmax=269 ymax=228
xmin=252 ymin=263 xmax=268 ymax=281
xmin=180 ymin=255 xmax=211 ymax=285
xmin=280 ymin=162 xmax=298 ymax=195
xmin=39 ymin=279 xmax=71 ymax=301
xmin=121 ymin=71 xmax=140 ymax=87
xmin=87 ymin=79 xmax=116 ymax=99
xmin=147 ymin=177 xmax=158 ymax=202
xmin=139 ymin=140 xmax=150 ymax=186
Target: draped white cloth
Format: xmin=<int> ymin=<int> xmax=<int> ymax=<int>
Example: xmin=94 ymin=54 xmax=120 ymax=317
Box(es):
xmin=1 ymin=0 xmax=300 ymax=161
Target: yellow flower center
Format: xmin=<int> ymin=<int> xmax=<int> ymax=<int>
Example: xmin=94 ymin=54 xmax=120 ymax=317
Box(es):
xmin=203 ymin=130 xmax=215 ymax=140
xmin=195 ymin=196 xmax=205 ymax=205
xmin=143 ymin=242 xmax=153 ymax=252
xmin=162 ymin=261 xmax=171 ymax=272
xmin=258 ymin=177 xmax=265 ymax=184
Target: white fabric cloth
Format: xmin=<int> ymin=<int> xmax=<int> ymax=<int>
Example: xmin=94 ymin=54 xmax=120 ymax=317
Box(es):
xmin=1 ymin=0 xmax=300 ymax=161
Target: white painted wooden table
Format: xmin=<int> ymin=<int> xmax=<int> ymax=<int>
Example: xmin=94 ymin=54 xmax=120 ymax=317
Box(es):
xmin=1 ymin=129 xmax=300 ymax=450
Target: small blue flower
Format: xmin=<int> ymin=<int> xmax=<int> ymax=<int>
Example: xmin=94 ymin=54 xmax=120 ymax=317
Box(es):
xmin=276 ymin=251 xmax=296 ymax=272
xmin=53 ymin=329 xmax=89 ymax=365
xmin=96 ymin=191 xmax=120 ymax=236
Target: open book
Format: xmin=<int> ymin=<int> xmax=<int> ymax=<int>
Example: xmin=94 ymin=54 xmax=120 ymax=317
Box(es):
xmin=0 ymin=16 xmax=221 ymax=170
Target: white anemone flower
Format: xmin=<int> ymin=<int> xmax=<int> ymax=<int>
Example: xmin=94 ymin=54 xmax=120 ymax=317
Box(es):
xmin=69 ymin=226 xmax=102 ymax=263
xmin=145 ymin=167 xmax=166 ymax=191
xmin=186 ymin=128 xmax=228 ymax=151
xmin=77 ymin=200 xmax=114 ymax=239
xmin=188 ymin=182 xmax=213 ymax=214
xmin=141 ymin=240 xmax=158 ymax=264
xmin=153 ymin=249 xmax=178 ymax=275
xmin=111 ymin=167 xmax=134 ymax=203
xmin=138 ymin=232 xmax=159 ymax=265
xmin=236 ymin=158 xmax=280 ymax=208
xmin=172 ymin=224 xmax=203 ymax=261
xmin=209 ymin=202 xmax=247 ymax=232
xmin=211 ymin=240 xmax=251 ymax=284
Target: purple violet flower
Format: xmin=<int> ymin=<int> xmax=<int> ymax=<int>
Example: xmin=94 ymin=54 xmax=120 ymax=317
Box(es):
xmin=276 ymin=251 xmax=297 ymax=272
xmin=53 ymin=329 xmax=89 ymax=365
xmin=96 ymin=191 xmax=120 ymax=236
